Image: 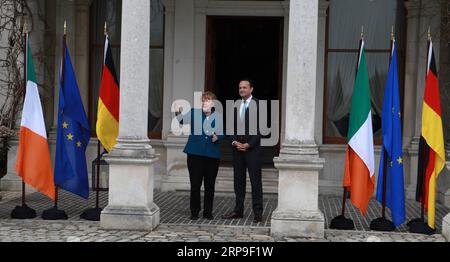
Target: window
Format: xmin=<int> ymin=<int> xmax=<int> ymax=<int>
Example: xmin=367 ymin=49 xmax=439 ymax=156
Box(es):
xmin=89 ymin=0 xmax=165 ymax=139
xmin=323 ymin=0 xmax=406 ymax=144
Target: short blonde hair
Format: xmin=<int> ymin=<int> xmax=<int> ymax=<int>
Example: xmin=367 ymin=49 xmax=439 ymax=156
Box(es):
xmin=202 ymin=91 xmax=217 ymax=101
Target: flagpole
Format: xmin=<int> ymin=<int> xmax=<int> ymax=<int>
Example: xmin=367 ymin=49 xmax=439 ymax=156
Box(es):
xmin=418 ymin=27 xmax=431 ymax=224
xmin=54 ymin=20 xmax=67 ymax=211
xmin=407 ymin=27 xmax=435 ymax=235
xmin=419 ymin=28 xmax=432 ymax=223
xmin=419 ymin=28 xmax=432 ymax=222
xmin=81 ymin=22 xmax=108 ymax=221
xmin=22 ymin=27 xmax=28 ymax=207
xmin=11 ymin=20 xmax=37 ymax=219
xmin=21 ymin=26 xmax=28 ymax=209
xmin=54 ymin=20 xmax=68 ymax=211
xmin=42 ymin=20 xmax=68 ymax=220
xmin=96 ymin=142 xmax=101 ymax=209
xmin=381 ymin=29 xmax=395 ymax=220
xmin=330 ymin=27 xmax=365 ymax=230
xmin=96 ymin=22 xmax=108 ymax=211
xmin=370 ymin=27 xmax=396 ymax=231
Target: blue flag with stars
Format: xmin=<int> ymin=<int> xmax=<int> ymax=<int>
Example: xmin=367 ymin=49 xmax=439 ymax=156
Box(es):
xmin=376 ymin=40 xmax=405 ymax=227
xmin=54 ymin=43 xmax=91 ymax=199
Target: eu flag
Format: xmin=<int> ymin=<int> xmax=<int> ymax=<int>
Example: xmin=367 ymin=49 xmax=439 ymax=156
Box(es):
xmin=54 ymin=42 xmax=91 ymax=199
xmin=376 ymin=40 xmax=405 ymax=227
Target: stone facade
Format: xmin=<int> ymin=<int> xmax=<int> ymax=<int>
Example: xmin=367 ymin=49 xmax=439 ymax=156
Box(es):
xmin=1 ymin=0 xmax=450 ymax=237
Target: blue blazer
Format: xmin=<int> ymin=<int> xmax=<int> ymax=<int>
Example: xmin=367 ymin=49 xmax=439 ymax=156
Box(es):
xmin=177 ymin=109 xmax=224 ymax=159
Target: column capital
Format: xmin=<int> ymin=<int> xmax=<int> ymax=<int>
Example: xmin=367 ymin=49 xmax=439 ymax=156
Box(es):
xmin=195 ymin=0 xmax=207 ymax=14
xmin=281 ymin=0 xmax=290 ymax=15
xmin=76 ymin=0 xmax=93 ymax=8
xmin=405 ymin=0 xmax=421 ymax=19
xmin=163 ymin=0 xmax=175 ymax=14
xmin=319 ymin=0 xmax=329 ymax=18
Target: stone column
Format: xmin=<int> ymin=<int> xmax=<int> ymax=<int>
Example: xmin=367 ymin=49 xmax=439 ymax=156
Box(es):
xmin=271 ymin=0 xmax=325 ymax=239
xmin=49 ymin=0 xmax=76 ymax=139
xmin=74 ymin=0 xmax=92 ymax=112
xmin=404 ymin=0 xmax=423 ymax=199
xmin=438 ymin=1 xmax=450 ymax=208
xmin=43 ymin=0 xmax=57 ymax=132
xmin=2 ymin=0 xmax=46 ymax=191
xmin=314 ymin=0 xmax=329 ymax=145
xmin=161 ymin=0 xmax=175 ymax=140
xmin=101 ymin=0 xmax=160 ymax=231
xmin=161 ymin=0 xmax=196 ymax=191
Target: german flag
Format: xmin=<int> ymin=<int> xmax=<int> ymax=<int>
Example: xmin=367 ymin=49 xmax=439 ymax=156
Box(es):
xmin=416 ymin=39 xmax=446 ymax=229
xmin=96 ymin=35 xmax=119 ymax=152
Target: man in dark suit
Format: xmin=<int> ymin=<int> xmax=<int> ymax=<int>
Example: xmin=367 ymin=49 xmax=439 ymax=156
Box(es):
xmin=222 ymin=78 xmax=263 ymax=223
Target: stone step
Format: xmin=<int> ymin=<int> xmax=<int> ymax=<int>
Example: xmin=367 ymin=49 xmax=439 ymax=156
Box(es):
xmin=215 ymin=167 xmax=279 ymax=194
xmin=160 ymin=166 xmax=279 ymax=193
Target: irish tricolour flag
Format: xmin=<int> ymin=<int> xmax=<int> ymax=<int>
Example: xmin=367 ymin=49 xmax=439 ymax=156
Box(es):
xmin=343 ymin=40 xmax=375 ymax=215
xmin=15 ymin=39 xmax=55 ymax=200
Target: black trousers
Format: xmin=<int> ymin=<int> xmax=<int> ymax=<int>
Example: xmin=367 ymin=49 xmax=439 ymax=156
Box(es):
xmin=232 ymin=148 xmax=263 ymax=217
xmin=187 ymin=154 xmax=220 ymax=216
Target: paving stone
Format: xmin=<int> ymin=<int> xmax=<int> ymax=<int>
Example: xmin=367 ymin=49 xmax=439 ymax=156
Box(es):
xmin=0 ymin=191 xmax=449 ymax=242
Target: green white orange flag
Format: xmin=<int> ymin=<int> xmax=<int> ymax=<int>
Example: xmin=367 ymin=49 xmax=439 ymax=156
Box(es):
xmin=15 ymin=38 xmax=55 ymax=200
xmin=343 ymin=40 xmax=375 ymax=215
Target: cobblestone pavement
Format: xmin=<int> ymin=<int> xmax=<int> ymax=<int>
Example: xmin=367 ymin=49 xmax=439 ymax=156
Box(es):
xmin=0 ymin=220 xmax=445 ymax=242
xmin=0 ymin=190 xmax=448 ymax=242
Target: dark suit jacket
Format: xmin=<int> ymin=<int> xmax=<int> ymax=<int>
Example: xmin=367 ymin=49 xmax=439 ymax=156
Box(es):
xmin=230 ymin=98 xmax=261 ymax=149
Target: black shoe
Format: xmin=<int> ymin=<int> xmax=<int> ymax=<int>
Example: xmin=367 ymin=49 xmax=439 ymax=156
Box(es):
xmin=221 ymin=211 xmax=243 ymax=219
xmin=253 ymin=215 xmax=262 ymax=223
xmin=190 ymin=214 xmax=199 ymax=220
xmin=203 ymin=214 xmax=213 ymax=220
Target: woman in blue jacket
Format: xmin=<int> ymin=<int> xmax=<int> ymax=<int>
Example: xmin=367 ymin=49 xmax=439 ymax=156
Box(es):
xmin=176 ymin=92 xmax=223 ymax=220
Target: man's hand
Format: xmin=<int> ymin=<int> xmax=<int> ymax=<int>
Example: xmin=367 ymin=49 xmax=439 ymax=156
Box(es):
xmin=234 ymin=142 xmax=250 ymax=152
xmin=232 ymin=141 xmax=243 ymax=151
xmin=240 ymin=143 xmax=250 ymax=151
xmin=211 ymin=133 xmax=218 ymax=143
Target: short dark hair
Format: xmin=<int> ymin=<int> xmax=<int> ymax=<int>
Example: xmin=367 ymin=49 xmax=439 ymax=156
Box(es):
xmin=240 ymin=78 xmax=254 ymax=88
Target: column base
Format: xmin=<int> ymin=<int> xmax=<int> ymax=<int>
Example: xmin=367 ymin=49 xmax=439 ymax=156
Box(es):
xmin=101 ymin=203 xmax=160 ymax=231
xmin=2 ymin=140 xmax=21 ymax=191
xmin=101 ymin=138 xmax=160 ymax=231
xmin=161 ymin=135 xmax=188 ymax=191
xmin=443 ymin=213 xmax=450 ymax=241
xmin=406 ymin=184 xmax=417 ymax=200
xmin=272 ymin=144 xmax=325 ymax=239
xmin=406 ymin=138 xmax=419 ymax=200
xmin=271 ymin=209 xmax=325 ymax=239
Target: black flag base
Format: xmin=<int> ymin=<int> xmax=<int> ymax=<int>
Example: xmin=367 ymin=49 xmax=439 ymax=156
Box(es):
xmin=407 ymin=218 xmax=435 ymax=235
xmin=41 ymin=207 xmax=68 ymax=220
xmin=80 ymin=208 xmax=102 ymax=221
xmin=370 ymin=217 xmax=395 ymax=232
xmin=10 ymin=205 xmax=37 ymax=219
xmin=330 ymin=215 xmax=355 ymax=230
